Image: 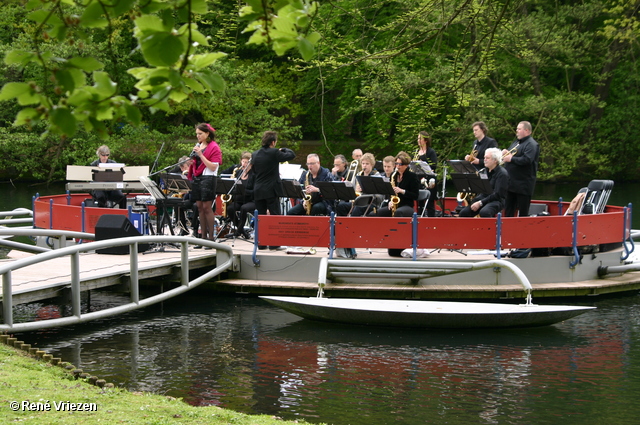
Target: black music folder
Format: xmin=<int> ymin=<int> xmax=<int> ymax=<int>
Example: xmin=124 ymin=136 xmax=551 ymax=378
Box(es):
xmin=216 ymin=177 xmax=245 ymax=196
xmin=451 ymin=173 xmax=492 ymax=195
xmin=160 ymin=173 xmax=191 ymax=191
xmin=357 ymin=175 xmax=396 ymax=196
xmin=448 ymin=160 xmax=477 ymax=174
xmin=282 ymin=179 xmax=305 ymax=199
xmin=316 ymin=181 xmax=357 ymax=201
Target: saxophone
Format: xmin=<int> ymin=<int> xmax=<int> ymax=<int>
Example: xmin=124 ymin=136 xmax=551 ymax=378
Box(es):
xmin=221 ymin=166 xmax=240 ymax=218
xmin=303 ymin=171 xmax=313 ymax=215
xmin=389 ymin=170 xmax=400 ymax=216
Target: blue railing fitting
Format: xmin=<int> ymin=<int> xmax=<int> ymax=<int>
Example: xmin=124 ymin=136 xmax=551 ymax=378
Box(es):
xmin=412 ymin=213 xmax=418 ymax=260
xmin=558 ymin=197 xmax=564 ymax=216
xmin=570 ymin=211 xmax=581 ymax=268
xmin=329 ymin=212 xmax=336 ymax=259
xmin=252 ymin=209 xmax=260 ymax=266
xmin=48 ymin=199 xmax=54 ymax=229
xmin=496 ymin=213 xmax=502 ymax=259
xmin=32 ymin=194 xmax=38 ymax=229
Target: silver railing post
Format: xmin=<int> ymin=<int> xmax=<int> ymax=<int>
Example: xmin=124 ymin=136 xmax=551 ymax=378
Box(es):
xmin=181 ymin=241 xmax=189 ymax=286
xmin=71 ymin=251 xmax=81 ymax=317
xmin=130 ymin=242 xmax=139 ymax=304
xmin=2 ymin=273 xmax=13 ymax=327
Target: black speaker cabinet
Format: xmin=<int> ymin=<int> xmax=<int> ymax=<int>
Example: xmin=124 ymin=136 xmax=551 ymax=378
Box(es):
xmin=95 ymin=215 xmax=149 ymax=254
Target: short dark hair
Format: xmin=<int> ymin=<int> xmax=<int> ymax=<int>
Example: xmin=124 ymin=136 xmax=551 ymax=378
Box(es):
xmin=262 ymin=131 xmax=277 ymax=147
xmin=472 ymin=121 xmax=488 ymax=135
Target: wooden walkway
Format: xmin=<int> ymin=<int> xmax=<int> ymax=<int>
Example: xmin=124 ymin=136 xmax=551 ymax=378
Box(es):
xmin=1 ymin=248 xmax=217 ymax=305
xmin=3 ymin=236 xmax=640 ymax=306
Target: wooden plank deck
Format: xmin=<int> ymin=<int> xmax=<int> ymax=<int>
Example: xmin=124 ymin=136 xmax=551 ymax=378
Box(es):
xmin=1 ymin=248 xmax=217 ymax=305
xmin=3 ymin=235 xmax=640 ymax=305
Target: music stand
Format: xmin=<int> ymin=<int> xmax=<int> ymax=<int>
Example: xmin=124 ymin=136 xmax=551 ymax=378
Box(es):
xmin=450 ymin=173 xmax=492 ymax=199
xmin=282 ymin=179 xmax=306 ymax=199
xmin=138 ymin=176 xmax=175 ymax=240
xmin=357 ymin=175 xmax=396 ymax=196
xmin=448 ymin=160 xmax=477 ymax=174
xmin=315 ymin=181 xmax=357 ymax=202
xmin=161 ymin=173 xmax=191 ymax=192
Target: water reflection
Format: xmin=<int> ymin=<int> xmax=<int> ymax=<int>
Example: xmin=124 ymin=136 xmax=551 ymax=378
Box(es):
xmin=20 ymin=292 xmax=640 ymax=424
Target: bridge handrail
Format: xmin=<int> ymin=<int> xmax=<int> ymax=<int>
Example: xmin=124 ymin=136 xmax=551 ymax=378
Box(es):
xmin=0 ymin=208 xmax=33 ymax=219
xmin=0 ymin=235 xmax=233 ymax=332
xmin=318 ymin=258 xmax=534 ymax=304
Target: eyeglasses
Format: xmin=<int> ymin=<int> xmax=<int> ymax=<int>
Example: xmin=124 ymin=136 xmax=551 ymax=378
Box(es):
xmin=100 ymin=153 xmax=110 ymax=157
xmin=395 ymin=162 xmax=405 ymax=166
xmin=306 ymin=162 xmax=318 ymax=166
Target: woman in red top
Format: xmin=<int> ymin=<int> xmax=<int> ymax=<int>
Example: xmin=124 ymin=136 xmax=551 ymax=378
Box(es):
xmin=188 ymin=123 xmax=222 ymax=244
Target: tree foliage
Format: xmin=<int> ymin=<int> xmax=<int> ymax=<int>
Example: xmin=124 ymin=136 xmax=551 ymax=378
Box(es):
xmin=1 ymin=0 xmax=639 ymax=182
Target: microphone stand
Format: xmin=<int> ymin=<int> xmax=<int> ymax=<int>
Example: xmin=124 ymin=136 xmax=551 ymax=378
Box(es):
xmin=150 ymin=141 xmax=166 ymax=174
xmin=439 ymin=162 xmax=448 ymax=216
xmin=149 ymin=158 xmax=190 ymax=177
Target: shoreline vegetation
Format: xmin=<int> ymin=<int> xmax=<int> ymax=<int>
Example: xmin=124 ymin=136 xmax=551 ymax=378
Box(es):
xmin=0 ymin=340 xmax=317 ymax=425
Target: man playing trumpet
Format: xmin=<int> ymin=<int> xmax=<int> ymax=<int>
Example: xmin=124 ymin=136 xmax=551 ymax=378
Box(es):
xmin=502 ymin=121 xmax=540 ymax=217
xmin=465 ymin=121 xmax=498 ymax=171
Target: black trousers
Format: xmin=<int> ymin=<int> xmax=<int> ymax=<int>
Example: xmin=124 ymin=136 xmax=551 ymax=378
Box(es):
xmin=505 ymin=192 xmax=531 ymax=217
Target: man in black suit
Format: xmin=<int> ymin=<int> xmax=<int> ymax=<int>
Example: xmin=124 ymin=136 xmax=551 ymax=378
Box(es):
xmin=251 ymin=131 xmax=296 ymax=216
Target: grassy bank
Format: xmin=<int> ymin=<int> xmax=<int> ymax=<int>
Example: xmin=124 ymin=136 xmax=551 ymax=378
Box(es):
xmin=0 ymin=343 xmax=317 ymax=425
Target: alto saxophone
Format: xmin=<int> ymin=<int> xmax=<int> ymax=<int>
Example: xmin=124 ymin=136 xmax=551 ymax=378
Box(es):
xmin=389 ymin=170 xmax=400 ymax=216
xmin=221 ymin=166 xmax=240 ymax=218
xmin=303 ymin=171 xmax=312 ymax=215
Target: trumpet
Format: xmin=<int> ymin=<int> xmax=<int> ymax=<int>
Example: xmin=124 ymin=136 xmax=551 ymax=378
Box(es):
xmin=389 ymin=170 xmax=400 ymax=216
xmin=467 ymin=148 xmax=479 ymax=163
xmin=501 ymin=145 xmax=518 ymax=160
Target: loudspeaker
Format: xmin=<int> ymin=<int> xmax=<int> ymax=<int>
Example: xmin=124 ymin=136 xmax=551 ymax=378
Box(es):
xmin=95 ymin=214 xmax=149 ymax=254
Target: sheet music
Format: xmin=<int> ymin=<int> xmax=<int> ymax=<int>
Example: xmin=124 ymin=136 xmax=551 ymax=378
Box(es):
xmin=279 ymin=163 xmax=303 ymax=180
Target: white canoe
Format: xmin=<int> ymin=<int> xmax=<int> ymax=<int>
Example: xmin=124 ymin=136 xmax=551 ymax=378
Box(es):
xmin=260 ymin=296 xmax=596 ymax=329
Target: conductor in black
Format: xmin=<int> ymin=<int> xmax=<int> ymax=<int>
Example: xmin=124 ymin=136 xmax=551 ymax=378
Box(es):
xmin=251 ymin=131 xmax=296 ymax=216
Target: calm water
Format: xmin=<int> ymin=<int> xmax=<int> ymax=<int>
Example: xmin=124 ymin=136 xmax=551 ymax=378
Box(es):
xmin=18 ymin=292 xmax=640 ymax=424
xmin=4 ymin=180 xmax=640 ymax=424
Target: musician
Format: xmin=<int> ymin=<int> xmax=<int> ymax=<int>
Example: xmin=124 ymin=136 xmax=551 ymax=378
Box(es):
xmin=458 ymin=148 xmax=509 ymax=218
xmin=235 ymin=171 xmax=256 ymax=239
xmin=382 ymin=156 xmax=395 ymax=179
xmin=169 ymin=156 xmax=192 ymax=175
xmin=251 ymin=131 xmax=295 ymax=217
xmin=352 ymin=149 xmax=363 ymax=161
xmin=287 ymin=153 xmax=335 ymax=216
xmin=465 ymin=121 xmax=498 ymax=171
xmin=335 ymin=152 xmax=379 ymax=217
xmin=331 ymin=154 xmax=349 ymax=181
xmin=220 ymin=151 xmax=251 ymax=176
xmin=502 ymin=121 xmax=540 ymax=217
xmin=89 ymin=145 xmax=126 ymax=208
xmin=222 ymin=153 xmax=255 ymax=237
xmin=415 ymin=131 xmax=438 ymax=217
xmin=187 ymin=123 xmax=222 ymax=243
xmin=376 ymin=151 xmax=420 ymax=218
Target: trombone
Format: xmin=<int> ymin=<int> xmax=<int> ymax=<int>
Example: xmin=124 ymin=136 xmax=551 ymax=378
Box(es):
xmin=345 ymin=159 xmax=361 ymax=185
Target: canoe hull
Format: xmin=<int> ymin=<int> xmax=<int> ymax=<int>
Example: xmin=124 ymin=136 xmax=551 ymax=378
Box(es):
xmin=261 ymin=296 xmax=595 ymax=329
